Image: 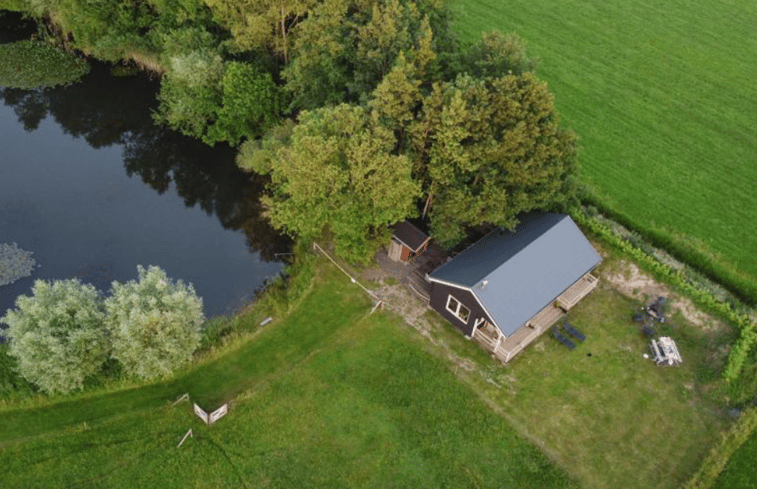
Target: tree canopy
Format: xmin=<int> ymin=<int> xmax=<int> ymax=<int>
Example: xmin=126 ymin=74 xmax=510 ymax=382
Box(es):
xmin=105 ymin=265 xmax=204 ymax=380
xmin=409 ymin=73 xmax=577 ymax=245
xmin=238 ymin=104 xmax=420 ymax=262
xmin=1 ymin=279 xmax=108 ymax=394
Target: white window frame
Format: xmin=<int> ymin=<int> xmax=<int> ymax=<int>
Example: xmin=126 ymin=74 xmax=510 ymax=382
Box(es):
xmin=446 ymin=295 xmax=470 ymax=324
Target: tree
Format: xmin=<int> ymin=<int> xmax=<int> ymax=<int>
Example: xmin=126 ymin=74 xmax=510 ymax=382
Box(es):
xmin=409 ymin=73 xmax=578 ymax=245
xmin=283 ymin=0 xmax=444 ymax=110
xmin=238 ymin=104 xmax=420 ymax=262
xmin=205 ymin=61 xmax=286 ymax=146
xmin=450 ymin=31 xmax=537 ymax=81
xmin=105 ymin=265 xmax=204 ymax=380
xmin=1 ymin=279 xmax=108 ymax=394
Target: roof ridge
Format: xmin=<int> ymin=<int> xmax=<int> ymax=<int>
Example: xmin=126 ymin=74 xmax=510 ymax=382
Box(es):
xmin=475 ymin=215 xmax=569 ymax=288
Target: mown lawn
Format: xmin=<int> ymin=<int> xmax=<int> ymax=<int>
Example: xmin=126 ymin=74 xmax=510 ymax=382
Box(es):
xmin=423 ymin=258 xmax=732 ymax=489
xmin=0 ymin=264 xmax=574 ymax=488
xmin=453 ymin=0 xmax=757 ymax=280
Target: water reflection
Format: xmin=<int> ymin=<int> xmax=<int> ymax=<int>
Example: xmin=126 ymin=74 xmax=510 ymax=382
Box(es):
xmin=0 ymin=64 xmax=291 ymax=262
xmin=0 ymin=63 xmax=291 ymax=322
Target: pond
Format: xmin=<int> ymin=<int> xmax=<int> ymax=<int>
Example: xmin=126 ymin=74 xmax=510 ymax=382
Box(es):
xmin=0 ymin=59 xmax=290 ymax=327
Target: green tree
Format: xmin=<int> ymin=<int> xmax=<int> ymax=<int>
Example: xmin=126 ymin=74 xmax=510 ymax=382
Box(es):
xmin=105 ymin=265 xmax=204 ymax=380
xmin=1 ymin=279 xmax=108 ymax=394
xmin=154 ymin=44 xmax=225 ymax=141
xmin=451 ymin=31 xmax=537 ymax=80
xmin=284 ymin=0 xmax=444 ymax=110
xmin=410 ymin=73 xmax=577 ymax=245
xmin=204 ymin=0 xmax=316 ymax=57
xmin=238 ymin=104 xmax=420 ymax=262
xmin=205 ymin=61 xmax=286 ymax=146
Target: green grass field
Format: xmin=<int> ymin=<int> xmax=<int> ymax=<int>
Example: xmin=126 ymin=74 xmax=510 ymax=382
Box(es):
xmin=0 ymin=264 xmax=574 ymax=488
xmin=453 ymin=0 xmax=757 ymax=285
xmin=424 ymin=266 xmax=731 ymax=488
xmin=0 ymin=257 xmax=734 ymax=488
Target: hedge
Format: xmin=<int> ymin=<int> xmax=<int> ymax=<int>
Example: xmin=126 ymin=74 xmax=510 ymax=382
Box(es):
xmin=571 ymin=209 xmax=756 ymax=383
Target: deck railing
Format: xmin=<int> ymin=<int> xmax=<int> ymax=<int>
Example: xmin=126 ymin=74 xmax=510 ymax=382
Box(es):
xmin=556 ymin=273 xmax=599 ymax=311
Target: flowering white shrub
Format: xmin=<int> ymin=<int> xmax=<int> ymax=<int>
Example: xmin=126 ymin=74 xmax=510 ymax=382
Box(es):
xmin=105 ymin=265 xmax=204 ymax=380
xmin=1 ymin=279 xmax=107 ymax=394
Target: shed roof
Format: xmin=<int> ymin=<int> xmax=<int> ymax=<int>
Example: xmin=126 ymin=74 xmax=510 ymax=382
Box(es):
xmin=393 ymin=220 xmax=430 ymax=252
xmin=427 ymin=213 xmax=601 ymax=336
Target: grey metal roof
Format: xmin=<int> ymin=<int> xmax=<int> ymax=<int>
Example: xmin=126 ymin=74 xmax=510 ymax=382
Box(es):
xmin=428 ymin=213 xmax=602 ymax=336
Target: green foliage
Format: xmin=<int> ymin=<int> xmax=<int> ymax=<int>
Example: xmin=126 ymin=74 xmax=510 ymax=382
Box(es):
xmin=0 ymin=345 xmax=37 ymax=399
xmin=154 ymin=27 xmax=285 ymax=145
xmin=410 ymin=73 xmax=577 ymax=246
xmin=571 ymin=210 xmax=756 ymax=384
xmin=684 ymin=408 xmax=757 ymax=489
xmin=105 ymin=265 xmax=204 ymax=380
xmin=284 ymin=0 xmax=444 ymax=110
xmin=454 ymin=31 xmax=537 ymax=78
xmin=0 ymin=279 xmax=108 ymax=394
xmin=154 ymin=47 xmax=225 ymax=140
xmin=202 ymin=0 xmax=314 ymax=55
xmin=205 ymin=61 xmax=285 ymax=146
xmin=0 ymin=40 xmax=90 ymax=89
xmin=240 ymin=104 xmax=420 ymax=263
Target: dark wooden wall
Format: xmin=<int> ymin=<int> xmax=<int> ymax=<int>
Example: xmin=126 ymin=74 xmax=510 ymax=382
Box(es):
xmin=429 ymin=282 xmax=493 ymax=337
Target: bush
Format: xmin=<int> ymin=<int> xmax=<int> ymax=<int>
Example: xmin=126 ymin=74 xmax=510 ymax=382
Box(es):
xmin=0 ymin=279 xmax=108 ymax=394
xmin=105 ymin=265 xmax=204 ymax=380
xmin=0 ymin=40 xmax=89 ymax=89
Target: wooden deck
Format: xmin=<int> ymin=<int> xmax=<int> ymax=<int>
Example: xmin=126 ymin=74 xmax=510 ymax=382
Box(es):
xmin=556 ymin=273 xmax=599 ymax=311
xmin=526 ymin=302 xmax=565 ymax=333
xmin=472 ymin=300 xmax=567 ymax=363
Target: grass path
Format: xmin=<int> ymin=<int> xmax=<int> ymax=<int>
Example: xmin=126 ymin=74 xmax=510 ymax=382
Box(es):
xmin=453 ymin=0 xmax=757 ymax=280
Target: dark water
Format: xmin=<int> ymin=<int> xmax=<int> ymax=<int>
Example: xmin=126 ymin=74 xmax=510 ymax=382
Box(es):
xmin=0 ymin=62 xmax=291 ymax=322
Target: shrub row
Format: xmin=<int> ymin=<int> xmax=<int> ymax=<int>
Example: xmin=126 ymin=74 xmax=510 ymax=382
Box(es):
xmin=571 ymin=209 xmax=756 ymax=383
xmin=681 ymin=407 xmax=757 ymax=489
xmin=583 ymin=195 xmax=757 ymax=307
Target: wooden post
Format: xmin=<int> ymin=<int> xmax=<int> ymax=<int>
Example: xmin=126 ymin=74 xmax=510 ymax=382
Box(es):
xmin=177 ymin=429 xmax=193 ymax=448
xmin=470 ymin=317 xmax=485 ymax=340
xmin=494 ymin=331 xmax=503 ymax=353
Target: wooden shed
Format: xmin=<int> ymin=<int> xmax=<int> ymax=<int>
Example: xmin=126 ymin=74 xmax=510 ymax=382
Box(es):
xmin=389 ymin=221 xmax=431 ymax=262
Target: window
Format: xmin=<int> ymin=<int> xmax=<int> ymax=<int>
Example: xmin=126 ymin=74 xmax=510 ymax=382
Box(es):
xmin=446 ymin=295 xmax=470 ymax=323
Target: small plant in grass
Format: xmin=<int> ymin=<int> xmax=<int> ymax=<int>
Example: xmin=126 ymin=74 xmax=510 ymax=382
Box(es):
xmin=105 ymin=265 xmax=204 ymax=380
xmin=1 ymin=279 xmax=108 ymax=394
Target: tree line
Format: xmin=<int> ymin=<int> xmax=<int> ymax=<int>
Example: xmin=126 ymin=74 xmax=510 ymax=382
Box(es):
xmin=2 ymin=0 xmax=579 ymax=260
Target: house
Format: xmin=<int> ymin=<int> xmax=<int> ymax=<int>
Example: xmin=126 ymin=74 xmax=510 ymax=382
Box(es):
xmin=388 ymin=220 xmax=431 ymax=262
xmin=426 ymin=213 xmax=602 ymax=362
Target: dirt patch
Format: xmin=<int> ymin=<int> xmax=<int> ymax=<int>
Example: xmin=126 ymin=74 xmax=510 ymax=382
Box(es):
xmin=604 ymin=260 xmax=727 ymax=333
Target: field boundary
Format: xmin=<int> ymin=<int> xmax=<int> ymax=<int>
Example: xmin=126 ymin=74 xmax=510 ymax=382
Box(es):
xmin=583 ymin=195 xmax=757 ymax=308
xmin=571 ymin=207 xmax=757 ymax=383
xmin=682 ymin=407 xmax=757 ymax=489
